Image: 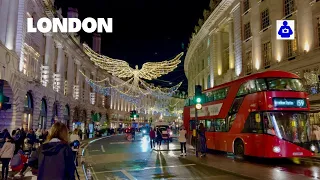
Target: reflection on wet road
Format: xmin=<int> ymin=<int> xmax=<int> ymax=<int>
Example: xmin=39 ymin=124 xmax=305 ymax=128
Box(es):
xmin=84 ymin=134 xmax=320 ymax=179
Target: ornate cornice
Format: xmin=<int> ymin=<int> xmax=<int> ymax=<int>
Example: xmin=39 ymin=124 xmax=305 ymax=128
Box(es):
xmin=184 ymin=0 xmax=236 ymax=76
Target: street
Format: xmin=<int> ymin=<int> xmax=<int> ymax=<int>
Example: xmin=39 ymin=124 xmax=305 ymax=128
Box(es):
xmin=83 ymin=134 xmax=320 ymax=180
xmin=84 ymin=134 xmax=250 ymax=180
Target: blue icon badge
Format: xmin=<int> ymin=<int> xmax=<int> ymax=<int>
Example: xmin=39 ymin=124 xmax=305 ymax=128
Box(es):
xmin=276 ymin=20 xmax=295 ymax=40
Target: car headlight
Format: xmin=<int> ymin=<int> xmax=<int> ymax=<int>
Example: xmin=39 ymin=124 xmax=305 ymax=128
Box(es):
xmin=273 ymin=146 xmax=281 ymax=153
xmin=311 ymin=144 xmax=316 ymax=152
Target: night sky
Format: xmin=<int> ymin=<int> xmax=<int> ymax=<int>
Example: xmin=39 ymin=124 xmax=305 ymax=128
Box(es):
xmin=55 ymin=0 xmax=211 ymax=92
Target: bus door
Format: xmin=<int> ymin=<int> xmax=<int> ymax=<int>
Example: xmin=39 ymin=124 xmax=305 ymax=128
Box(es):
xmin=243 ymin=112 xmax=265 ymax=156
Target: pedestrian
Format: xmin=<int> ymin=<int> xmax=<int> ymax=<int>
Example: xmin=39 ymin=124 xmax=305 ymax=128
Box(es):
xmin=25 ymin=122 xmax=76 ymax=180
xmin=0 ymin=136 xmax=15 ymax=180
xmin=149 ymin=127 xmax=156 ymax=149
xmin=70 ymin=129 xmax=80 ymax=166
xmin=198 ymin=123 xmax=207 ymax=157
xmin=156 ymin=128 xmax=162 ymax=150
xmin=78 ymin=129 xmax=83 ymax=140
xmin=178 ymin=126 xmax=187 ymax=156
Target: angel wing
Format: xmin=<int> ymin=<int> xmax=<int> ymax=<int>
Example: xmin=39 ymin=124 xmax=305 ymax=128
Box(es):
xmin=138 ymin=52 xmax=183 ymax=80
xmin=83 ymin=44 xmax=134 ymax=78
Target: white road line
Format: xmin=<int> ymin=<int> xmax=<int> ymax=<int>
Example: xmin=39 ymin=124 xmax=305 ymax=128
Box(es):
xmin=94 ymin=164 xmax=197 ymax=174
xmin=101 ymin=145 xmax=106 ymax=152
xmin=120 ymin=170 xmax=136 ymax=180
xmin=91 ymin=166 xmax=99 ymax=180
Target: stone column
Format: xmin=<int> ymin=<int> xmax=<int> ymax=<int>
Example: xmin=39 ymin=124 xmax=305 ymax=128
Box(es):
xmin=56 ymin=43 xmax=64 ymax=93
xmin=67 ymin=54 xmax=74 ymax=97
xmin=231 ymin=3 xmax=242 ymax=77
xmin=209 ymin=31 xmax=217 ymax=87
xmin=84 ymin=70 xmax=90 ymax=102
xmin=42 ymin=33 xmax=53 ymax=88
xmin=0 ymin=0 xmax=10 ymax=43
xmin=228 ymin=18 xmax=235 ymax=69
xmin=216 ymin=30 xmax=223 ymax=75
xmin=5 ymin=0 xmax=19 ymax=50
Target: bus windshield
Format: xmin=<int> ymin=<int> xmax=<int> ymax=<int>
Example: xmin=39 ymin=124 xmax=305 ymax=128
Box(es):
xmin=267 ymin=78 xmax=304 ymax=91
xmin=264 ymin=112 xmax=310 ymax=144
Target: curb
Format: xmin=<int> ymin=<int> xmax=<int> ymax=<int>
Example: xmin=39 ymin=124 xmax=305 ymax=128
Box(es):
xmin=153 ymin=149 xmax=181 ymax=152
xmin=81 ymin=136 xmax=111 ymax=180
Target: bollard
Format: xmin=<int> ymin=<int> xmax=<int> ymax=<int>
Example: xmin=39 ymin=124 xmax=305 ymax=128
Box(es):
xmin=87 ymin=169 xmax=92 ymax=180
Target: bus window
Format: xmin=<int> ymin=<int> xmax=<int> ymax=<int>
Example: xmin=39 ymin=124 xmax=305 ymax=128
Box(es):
xmin=267 ymin=78 xmax=304 ymax=91
xmin=206 ymin=120 xmax=214 ymax=131
xmin=263 ymin=113 xmax=275 ymax=135
xmin=189 ymin=120 xmax=196 ymax=131
xmin=237 ymin=80 xmax=257 ymax=96
xmin=242 ymin=113 xmax=263 ymax=133
xmin=212 ymin=119 xmax=226 ymax=132
xmin=226 ymin=114 xmax=237 ymax=131
xmin=229 ymin=97 xmax=244 ymax=114
xmin=255 ymin=79 xmax=267 ymax=91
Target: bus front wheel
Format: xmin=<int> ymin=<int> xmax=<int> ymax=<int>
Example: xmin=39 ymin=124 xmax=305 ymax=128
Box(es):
xmin=234 ymin=139 xmax=244 ymax=159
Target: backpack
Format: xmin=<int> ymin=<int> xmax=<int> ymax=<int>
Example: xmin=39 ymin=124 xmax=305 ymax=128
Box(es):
xmin=10 ymin=154 xmax=22 ymax=168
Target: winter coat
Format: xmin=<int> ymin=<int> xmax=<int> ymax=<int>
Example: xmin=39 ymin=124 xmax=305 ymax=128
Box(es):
xmin=149 ymin=130 xmax=156 ymax=139
xmin=28 ymin=138 xmax=76 ymax=180
xmin=178 ymin=129 xmax=187 ymax=143
xmin=0 ymin=142 xmax=15 ymax=158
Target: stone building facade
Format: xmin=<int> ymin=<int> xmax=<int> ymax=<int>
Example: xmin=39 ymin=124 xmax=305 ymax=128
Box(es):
xmin=0 ymin=0 xmax=162 ymax=133
xmin=185 ymin=0 xmax=320 ymax=125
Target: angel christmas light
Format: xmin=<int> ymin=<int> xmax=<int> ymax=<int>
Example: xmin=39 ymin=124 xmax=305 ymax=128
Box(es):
xmin=81 ymin=44 xmax=184 ymax=103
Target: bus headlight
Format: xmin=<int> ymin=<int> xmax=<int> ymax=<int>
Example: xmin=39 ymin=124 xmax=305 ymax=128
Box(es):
xmin=273 ymin=146 xmax=281 ymax=153
xmin=310 ymin=145 xmax=316 ymax=152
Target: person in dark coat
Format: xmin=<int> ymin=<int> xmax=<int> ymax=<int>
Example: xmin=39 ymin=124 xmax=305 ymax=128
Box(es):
xmin=198 ymin=123 xmax=207 ymax=157
xmin=22 ymin=122 xmax=76 ymax=180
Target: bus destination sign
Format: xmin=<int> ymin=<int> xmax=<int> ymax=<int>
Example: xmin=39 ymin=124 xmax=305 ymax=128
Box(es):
xmin=273 ymin=98 xmax=307 ymax=108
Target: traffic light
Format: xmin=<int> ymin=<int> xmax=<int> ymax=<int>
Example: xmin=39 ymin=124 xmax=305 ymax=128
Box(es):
xmin=194 ymin=85 xmax=203 ymax=104
xmin=130 ymin=110 xmax=138 ymax=118
xmin=0 ymin=80 xmax=11 ymax=111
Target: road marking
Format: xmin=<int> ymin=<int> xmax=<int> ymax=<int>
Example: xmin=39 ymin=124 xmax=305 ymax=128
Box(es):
xmin=101 ymin=145 xmax=106 ymax=152
xmin=120 ymin=170 xmax=136 ymax=180
xmin=91 ymin=166 xmax=99 ymax=180
xmin=94 ymin=164 xmax=197 ymax=174
xmin=109 ymin=142 xmax=131 ymax=144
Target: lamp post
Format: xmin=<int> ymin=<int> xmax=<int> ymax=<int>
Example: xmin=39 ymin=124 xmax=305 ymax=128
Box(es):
xmin=194 ymin=85 xmax=203 ymax=157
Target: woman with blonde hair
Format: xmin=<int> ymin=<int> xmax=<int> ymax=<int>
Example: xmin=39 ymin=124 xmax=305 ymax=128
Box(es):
xmin=24 ymin=122 xmax=76 ymax=180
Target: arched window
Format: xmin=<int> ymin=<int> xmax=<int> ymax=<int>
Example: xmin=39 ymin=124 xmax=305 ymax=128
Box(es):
xmin=23 ymin=92 xmax=33 ymax=130
xmin=39 ymin=98 xmax=47 ymax=129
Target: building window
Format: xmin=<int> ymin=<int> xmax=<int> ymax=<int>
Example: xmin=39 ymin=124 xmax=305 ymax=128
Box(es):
xmin=243 ymin=0 xmax=250 ymax=12
xmin=246 ymin=51 xmax=252 ymax=74
xmin=287 ymin=32 xmax=297 ymax=58
xmin=317 ymin=17 xmax=320 ymax=47
xmin=261 ymin=9 xmax=270 ymax=30
xmin=244 ymin=22 xmax=251 ymax=40
xmin=284 ymin=0 xmax=295 ymax=17
xmin=262 ymin=41 xmax=271 ymax=68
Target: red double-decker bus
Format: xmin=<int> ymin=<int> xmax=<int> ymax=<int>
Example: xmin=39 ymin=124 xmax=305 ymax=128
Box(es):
xmin=184 ymin=71 xmax=316 ymax=158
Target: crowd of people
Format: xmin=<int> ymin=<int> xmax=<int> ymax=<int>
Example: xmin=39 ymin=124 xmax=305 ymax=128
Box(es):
xmin=149 ymin=123 xmax=207 ymax=157
xmin=0 ymin=122 xmax=81 ymax=180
